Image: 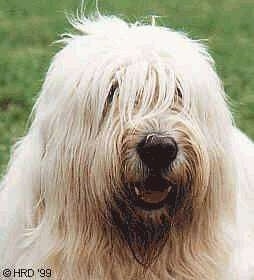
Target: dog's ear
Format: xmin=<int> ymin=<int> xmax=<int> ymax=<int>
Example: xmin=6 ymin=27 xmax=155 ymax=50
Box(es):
xmin=1 ymin=126 xmax=47 ymax=227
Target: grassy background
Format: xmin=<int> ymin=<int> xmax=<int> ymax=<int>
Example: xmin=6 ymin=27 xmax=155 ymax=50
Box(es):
xmin=0 ymin=0 xmax=254 ymax=174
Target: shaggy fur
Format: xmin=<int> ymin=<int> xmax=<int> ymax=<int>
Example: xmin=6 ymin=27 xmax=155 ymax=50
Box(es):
xmin=0 ymin=15 xmax=254 ymax=279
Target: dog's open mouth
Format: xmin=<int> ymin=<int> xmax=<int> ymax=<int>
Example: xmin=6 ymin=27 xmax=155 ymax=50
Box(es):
xmin=130 ymin=174 xmax=173 ymax=210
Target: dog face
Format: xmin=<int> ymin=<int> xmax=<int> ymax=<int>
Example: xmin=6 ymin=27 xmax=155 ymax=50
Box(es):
xmin=102 ymin=69 xmax=211 ymax=265
xmin=35 ymin=17 xmax=233 ymax=267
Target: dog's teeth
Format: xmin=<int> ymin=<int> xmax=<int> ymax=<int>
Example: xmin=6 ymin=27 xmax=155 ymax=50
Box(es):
xmin=134 ymin=187 xmax=140 ymax=196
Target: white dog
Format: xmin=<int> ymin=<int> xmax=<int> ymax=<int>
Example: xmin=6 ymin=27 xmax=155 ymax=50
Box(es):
xmin=0 ymin=15 xmax=254 ymax=280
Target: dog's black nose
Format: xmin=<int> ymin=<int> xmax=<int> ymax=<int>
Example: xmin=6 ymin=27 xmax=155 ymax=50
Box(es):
xmin=137 ymin=134 xmax=178 ymax=170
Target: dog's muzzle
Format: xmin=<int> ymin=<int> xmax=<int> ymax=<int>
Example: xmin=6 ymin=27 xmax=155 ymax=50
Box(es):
xmin=129 ymin=134 xmax=178 ymax=210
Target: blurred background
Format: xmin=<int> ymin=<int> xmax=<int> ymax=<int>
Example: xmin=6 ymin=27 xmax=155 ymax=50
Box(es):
xmin=0 ymin=0 xmax=254 ymax=174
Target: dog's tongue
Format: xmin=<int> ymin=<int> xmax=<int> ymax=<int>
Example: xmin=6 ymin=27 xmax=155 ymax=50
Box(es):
xmin=135 ymin=187 xmax=171 ymax=204
xmin=135 ymin=175 xmax=171 ymax=204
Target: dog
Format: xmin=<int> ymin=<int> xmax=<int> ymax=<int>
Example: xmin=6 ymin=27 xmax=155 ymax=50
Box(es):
xmin=0 ymin=15 xmax=254 ymax=280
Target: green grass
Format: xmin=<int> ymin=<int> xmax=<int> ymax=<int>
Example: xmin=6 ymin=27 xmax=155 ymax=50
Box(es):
xmin=0 ymin=0 xmax=254 ymax=174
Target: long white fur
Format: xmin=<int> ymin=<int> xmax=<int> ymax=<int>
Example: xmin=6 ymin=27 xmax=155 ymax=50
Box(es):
xmin=0 ymin=15 xmax=254 ymax=279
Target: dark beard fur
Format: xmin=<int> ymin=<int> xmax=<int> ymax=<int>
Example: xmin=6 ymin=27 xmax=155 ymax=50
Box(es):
xmin=110 ymin=194 xmax=171 ymax=267
xmin=108 ymin=183 xmax=192 ymax=267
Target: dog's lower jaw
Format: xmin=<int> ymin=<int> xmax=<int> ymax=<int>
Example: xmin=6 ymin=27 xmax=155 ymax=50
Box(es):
xmin=109 ymin=185 xmax=193 ymax=268
xmin=110 ymin=207 xmax=171 ymax=266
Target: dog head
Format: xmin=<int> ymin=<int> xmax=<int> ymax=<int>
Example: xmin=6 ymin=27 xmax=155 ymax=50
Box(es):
xmin=34 ymin=16 xmax=235 ymax=267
